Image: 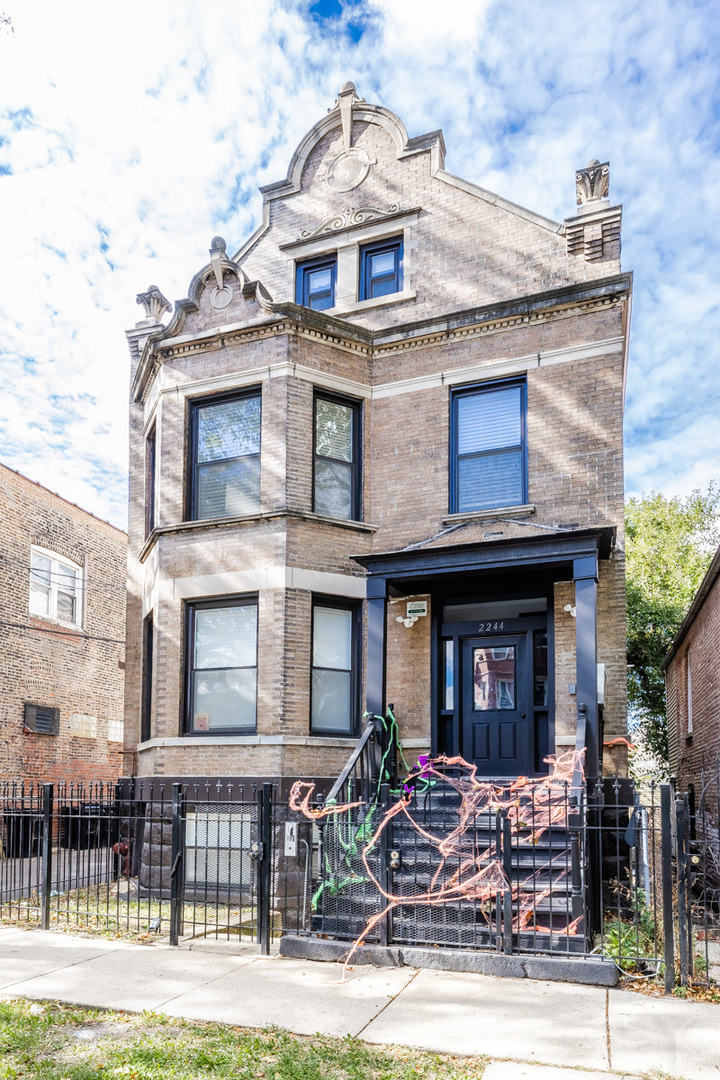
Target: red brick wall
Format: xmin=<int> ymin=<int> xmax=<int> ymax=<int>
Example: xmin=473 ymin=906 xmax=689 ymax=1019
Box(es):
xmin=0 ymin=463 xmax=127 ymax=785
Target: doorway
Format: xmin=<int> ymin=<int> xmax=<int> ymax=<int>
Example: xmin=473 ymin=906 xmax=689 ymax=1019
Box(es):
xmin=437 ymin=594 xmax=552 ymax=776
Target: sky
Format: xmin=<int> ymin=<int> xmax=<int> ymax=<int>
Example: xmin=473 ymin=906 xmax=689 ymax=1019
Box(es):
xmin=0 ymin=0 xmax=718 ymax=531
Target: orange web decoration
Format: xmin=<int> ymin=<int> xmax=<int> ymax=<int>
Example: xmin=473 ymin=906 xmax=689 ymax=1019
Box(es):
xmin=289 ymin=750 xmax=586 ymax=972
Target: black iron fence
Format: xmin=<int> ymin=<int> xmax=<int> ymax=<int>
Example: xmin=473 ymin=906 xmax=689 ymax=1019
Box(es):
xmin=0 ymin=771 xmax=718 ymax=992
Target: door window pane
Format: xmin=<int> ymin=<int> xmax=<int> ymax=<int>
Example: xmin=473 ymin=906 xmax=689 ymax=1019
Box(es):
xmin=472 ymin=646 xmax=516 ymax=711
xmin=443 ymin=639 xmax=454 ymax=711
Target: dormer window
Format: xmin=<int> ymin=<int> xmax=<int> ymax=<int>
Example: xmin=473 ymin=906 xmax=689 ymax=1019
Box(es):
xmin=359 ymin=236 xmax=403 ymax=300
xmin=296 ymin=255 xmax=337 ymax=311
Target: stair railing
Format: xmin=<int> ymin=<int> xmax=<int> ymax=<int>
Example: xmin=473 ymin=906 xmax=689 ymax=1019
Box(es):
xmin=325 ymin=716 xmax=382 ymax=808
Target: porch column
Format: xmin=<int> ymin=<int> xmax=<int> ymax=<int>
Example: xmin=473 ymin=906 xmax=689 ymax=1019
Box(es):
xmin=366 ymin=576 xmax=387 ymax=718
xmin=574 ymin=555 xmax=599 ymax=778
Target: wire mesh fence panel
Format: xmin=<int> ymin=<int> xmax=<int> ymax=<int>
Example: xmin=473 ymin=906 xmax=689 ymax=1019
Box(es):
xmin=591 ymin=778 xmax=666 ymax=979
xmin=308 ymin=805 xmax=383 ymax=944
xmin=686 ymin=763 xmax=720 ymax=988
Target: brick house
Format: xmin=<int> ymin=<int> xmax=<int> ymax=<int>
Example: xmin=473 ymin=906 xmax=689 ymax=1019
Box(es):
xmin=0 ymin=462 xmax=127 ymax=785
xmin=124 ymin=84 xmax=630 ymax=795
xmin=664 ymin=544 xmax=720 ymax=829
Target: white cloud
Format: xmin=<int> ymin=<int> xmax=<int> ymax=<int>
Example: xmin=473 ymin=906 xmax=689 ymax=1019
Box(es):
xmin=0 ymin=0 xmax=718 ymax=527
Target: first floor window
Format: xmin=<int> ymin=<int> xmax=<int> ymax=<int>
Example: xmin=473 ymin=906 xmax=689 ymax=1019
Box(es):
xmin=186 ymin=598 xmax=258 ymax=734
xmin=311 ymin=601 xmax=358 ymax=734
xmin=189 ymin=389 xmax=261 ymax=521
xmin=451 ymin=379 xmax=527 ymax=513
xmin=314 ymin=393 xmax=361 ymax=520
xmin=141 ymin=614 xmax=154 ymax=743
xmin=296 ymin=255 xmax=337 ymax=310
xmin=359 ymin=236 xmax=403 ymax=300
xmin=29 ymin=547 xmax=83 ymax=627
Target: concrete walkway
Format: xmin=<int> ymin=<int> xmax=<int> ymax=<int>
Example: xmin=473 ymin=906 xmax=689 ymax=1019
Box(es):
xmin=0 ymin=928 xmax=718 ymax=1080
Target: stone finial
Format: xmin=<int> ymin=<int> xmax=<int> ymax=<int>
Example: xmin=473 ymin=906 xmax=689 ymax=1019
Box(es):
xmin=136 ymin=285 xmax=171 ymax=321
xmin=208 ymin=236 xmax=234 ymax=310
xmin=576 ymin=159 xmax=610 ymax=206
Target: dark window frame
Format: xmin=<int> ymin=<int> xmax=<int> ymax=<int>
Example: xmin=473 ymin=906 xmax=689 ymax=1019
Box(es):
xmin=141 ymin=613 xmax=154 ymax=743
xmin=449 ymin=377 xmax=528 ymax=514
xmin=186 ymin=387 xmax=262 ymax=523
xmin=359 ymin=235 xmax=403 ymax=301
xmin=312 ymin=390 xmax=363 ymax=522
xmin=310 ymin=597 xmax=361 ymax=737
xmin=296 ymin=254 xmax=337 ymax=310
xmin=24 ymin=703 xmax=60 ymax=736
xmin=183 ymin=594 xmax=259 ymax=736
xmin=145 ymin=421 xmax=156 ymax=539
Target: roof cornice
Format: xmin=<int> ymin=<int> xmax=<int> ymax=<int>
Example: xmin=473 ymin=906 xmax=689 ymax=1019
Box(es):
xmin=130 ymin=273 xmax=632 ymax=402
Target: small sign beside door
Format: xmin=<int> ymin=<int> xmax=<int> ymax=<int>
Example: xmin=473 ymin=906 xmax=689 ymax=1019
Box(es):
xmin=407 ymin=601 xmax=427 ymax=618
xmin=284 ymin=821 xmax=298 ymax=857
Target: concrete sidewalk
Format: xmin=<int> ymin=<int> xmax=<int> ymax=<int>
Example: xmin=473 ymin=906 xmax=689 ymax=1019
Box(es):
xmin=0 ymin=929 xmax=717 ymax=1080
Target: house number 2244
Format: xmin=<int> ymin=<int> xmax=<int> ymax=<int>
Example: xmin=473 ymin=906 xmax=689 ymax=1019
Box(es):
xmin=478 ymin=621 xmax=505 ymax=632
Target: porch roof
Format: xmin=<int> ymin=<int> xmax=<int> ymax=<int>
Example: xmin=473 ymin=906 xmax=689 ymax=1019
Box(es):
xmin=351 ymin=526 xmax=616 ymax=594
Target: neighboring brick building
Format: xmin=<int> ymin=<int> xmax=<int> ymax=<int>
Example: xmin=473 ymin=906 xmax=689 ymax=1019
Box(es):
xmin=664 ymin=545 xmax=720 ymax=820
xmin=0 ymin=462 xmax=127 ymax=784
xmin=124 ymin=84 xmax=630 ymax=792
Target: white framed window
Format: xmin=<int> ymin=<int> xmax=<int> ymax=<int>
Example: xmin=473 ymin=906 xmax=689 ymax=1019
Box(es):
xmin=29 ymin=547 xmax=83 ymax=628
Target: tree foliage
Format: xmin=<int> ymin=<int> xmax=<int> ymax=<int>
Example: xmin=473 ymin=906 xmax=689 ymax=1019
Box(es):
xmin=626 ymin=484 xmax=720 ymax=763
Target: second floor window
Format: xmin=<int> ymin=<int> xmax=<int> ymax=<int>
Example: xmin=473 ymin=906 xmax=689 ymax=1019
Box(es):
xmin=145 ymin=421 xmax=156 ymax=538
xmin=189 ymin=390 xmax=261 ymax=521
xmin=29 ymin=547 xmax=83 ymax=627
xmin=296 ymin=256 xmax=336 ymax=311
xmin=359 ymin=236 xmax=403 ymax=300
xmin=451 ymin=379 xmax=527 ymax=513
xmin=314 ymin=393 xmax=361 ymax=520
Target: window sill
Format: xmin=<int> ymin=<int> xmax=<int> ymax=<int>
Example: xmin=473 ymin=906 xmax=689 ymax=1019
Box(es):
xmin=442 ymin=504 xmax=536 ymax=525
xmin=137 ymin=509 xmax=378 ymax=561
xmin=29 ymin=613 xmax=84 ymax=633
xmin=328 ymin=288 xmax=416 ymax=317
xmin=138 ymin=734 xmax=364 ymax=750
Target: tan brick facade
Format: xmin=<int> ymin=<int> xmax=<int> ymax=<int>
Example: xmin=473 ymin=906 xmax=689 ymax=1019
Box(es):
xmin=125 ymin=87 xmax=629 ymax=786
xmin=0 ymin=463 xmax=127 ymax=784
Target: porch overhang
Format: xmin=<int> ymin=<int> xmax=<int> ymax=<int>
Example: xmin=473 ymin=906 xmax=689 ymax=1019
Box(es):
xmin=351 ymin=525 xmax=615 ymax=591
xmin=353 ymin=526 xmax=615 ymax=780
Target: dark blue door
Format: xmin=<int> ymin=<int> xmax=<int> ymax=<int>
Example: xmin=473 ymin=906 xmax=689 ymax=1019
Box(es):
xmin=461 ymin=634 xmax=531 ymax=776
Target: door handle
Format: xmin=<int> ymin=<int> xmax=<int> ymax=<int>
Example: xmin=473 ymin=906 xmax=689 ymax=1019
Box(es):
xmin=520 ymin=713 xmax=526 ymax=718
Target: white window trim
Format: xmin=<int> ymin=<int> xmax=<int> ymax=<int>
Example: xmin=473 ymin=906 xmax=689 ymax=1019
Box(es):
xmin=29 ymin=545 xmax=84 ymax=629
xmin=687 ymin=654 xmax=693 ymax=735
xmin=287 ymin=211 xmax=419 ymax=312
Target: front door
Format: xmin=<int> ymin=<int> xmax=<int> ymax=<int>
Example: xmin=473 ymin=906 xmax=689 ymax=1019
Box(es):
xmin=461 ymin=635 xmax=532 ymax=776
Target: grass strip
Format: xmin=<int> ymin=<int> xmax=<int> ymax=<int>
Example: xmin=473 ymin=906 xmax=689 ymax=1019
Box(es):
xmin=0 ymin=999 xmax=487 ymax=1079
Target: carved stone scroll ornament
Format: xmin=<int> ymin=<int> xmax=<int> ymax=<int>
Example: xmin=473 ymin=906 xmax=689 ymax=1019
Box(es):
xmin=324 ymin=81 xmax=375 ymax=193
xmin=576 ymin=159 xmax=610 ymax=206
xmin=299 ymin=203 xmax=406 ymax=240
xmin=136 ymin=286 xmax=171 ymax=322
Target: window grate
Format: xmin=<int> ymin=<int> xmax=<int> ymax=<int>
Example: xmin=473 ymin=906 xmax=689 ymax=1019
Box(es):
xmin=24 ymin=704 xmax=59 ymax=736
